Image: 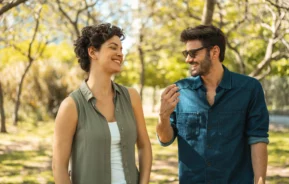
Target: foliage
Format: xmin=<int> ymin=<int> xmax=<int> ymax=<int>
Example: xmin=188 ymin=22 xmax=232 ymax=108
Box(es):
xmin=262 ymin=76 xmax=289 ymax=112
xmin=115 ymin=0 xmax=289 ymax=90
xmin=0 ymin=46 xmax=83 ymax=120
xmin=0 ymin=0 xmax=288 ymax=126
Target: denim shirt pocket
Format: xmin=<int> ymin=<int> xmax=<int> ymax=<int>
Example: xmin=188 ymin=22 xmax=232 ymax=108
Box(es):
xmin=176 ymin=112 xmax=201 ymax=140
xmin=218 ymin=110 xmax=245 ymax=138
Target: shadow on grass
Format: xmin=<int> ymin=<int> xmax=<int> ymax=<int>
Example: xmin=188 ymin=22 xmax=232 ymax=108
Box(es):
xmin=267 ymin=175 xmax=289 ymax=184
xmin=0 ymin=148 xmax=53 ymax=184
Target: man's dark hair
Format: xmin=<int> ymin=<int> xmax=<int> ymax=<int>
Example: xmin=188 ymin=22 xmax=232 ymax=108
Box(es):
xmin=74 ymin=23 xmax=125 ymax=72
xmin=180 ymin=25 xmax=226 ymax=62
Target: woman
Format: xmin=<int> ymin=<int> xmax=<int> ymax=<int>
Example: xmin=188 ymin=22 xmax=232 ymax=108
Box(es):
xmin=52 ymin=23 xmax=152 ymax=184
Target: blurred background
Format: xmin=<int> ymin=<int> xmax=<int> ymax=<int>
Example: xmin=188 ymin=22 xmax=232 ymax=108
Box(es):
xmin=0 ymin=0 xmax=288 ymax=183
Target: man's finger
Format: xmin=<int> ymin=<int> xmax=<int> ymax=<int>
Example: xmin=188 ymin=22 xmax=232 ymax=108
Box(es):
xmin=163 ymin=84 xmax=177 ymax=95
xmin=165 ymin=86 xmax=179 ymax=99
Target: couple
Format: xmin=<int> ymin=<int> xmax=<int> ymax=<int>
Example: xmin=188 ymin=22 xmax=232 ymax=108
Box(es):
xmin=52 ymin=23 xmax=269 ymax=184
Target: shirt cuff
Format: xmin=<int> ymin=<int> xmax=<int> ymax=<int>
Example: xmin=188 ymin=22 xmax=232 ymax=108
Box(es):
xmin=248 ymin=136 xmax=269 ymax=145
xmin=156 ymin=134 xmax=175 ymax=147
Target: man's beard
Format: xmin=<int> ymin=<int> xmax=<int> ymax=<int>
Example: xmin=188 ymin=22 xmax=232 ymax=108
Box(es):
xmin=190 ymin=53 xmax=211 ymax=77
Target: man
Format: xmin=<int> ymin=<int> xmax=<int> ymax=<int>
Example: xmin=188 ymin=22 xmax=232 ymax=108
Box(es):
xmin=156 ymin=25 xmax=269 ymax=184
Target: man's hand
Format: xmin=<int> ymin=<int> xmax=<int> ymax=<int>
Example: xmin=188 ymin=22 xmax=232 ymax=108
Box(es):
xmin=156 ymin=84 xmax=180 ymax=144
xmin=159 ymin=84 xmax=180 ymax=120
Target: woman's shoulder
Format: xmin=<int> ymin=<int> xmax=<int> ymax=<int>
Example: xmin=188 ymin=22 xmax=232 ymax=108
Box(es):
xmin=59 ymin=96 xmax=77 ymax=113
xmin=113 ymin=82 xmax=140 ymax=106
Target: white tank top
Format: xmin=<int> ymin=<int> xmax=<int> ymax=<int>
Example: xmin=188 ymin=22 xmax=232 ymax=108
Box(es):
xmin=108 ymin=122 xmax=127 ymax=184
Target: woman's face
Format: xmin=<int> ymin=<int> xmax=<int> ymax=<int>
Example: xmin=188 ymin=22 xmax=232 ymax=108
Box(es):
xmin=94 ymin=35 xmax=123 ymax=74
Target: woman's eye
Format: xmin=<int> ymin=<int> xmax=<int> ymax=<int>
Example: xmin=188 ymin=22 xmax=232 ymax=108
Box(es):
xmin=110 ymin=47 xmax=117 ymax=50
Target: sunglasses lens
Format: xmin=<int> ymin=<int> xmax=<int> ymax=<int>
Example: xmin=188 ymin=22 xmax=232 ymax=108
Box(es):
xmin=182 ymin=51 xmax=188 ymax=57
xmin=188 ymin=51 xmax=195 ymax=58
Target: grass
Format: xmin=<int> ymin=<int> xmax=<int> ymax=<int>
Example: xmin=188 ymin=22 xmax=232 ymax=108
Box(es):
xmin=0 ymin=118 xmax=288 ymax=183
xmin=0 ymin=121 xmax=54 ymax=184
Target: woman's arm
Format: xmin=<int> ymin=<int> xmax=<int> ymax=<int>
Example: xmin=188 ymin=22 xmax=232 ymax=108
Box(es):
xmin=52 ymin=97 xmax=78 ymax=184
xmin=128 ymin=88 xmax=152 ymax=184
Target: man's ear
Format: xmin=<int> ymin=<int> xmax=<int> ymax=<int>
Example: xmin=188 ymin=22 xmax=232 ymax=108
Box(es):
xmin=211 ymin=46 xmax=220 ymax=60
xmin=88 ymin=46 xmax=98 ymax=60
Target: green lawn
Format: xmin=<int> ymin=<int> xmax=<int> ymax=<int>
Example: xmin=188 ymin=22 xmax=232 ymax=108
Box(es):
xmin=0 ymin=118 xmax=288 ymax=184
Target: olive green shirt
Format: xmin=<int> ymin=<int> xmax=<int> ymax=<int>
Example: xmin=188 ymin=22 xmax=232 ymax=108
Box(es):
xmin=69 ymin=81 xmax=139 ymax=184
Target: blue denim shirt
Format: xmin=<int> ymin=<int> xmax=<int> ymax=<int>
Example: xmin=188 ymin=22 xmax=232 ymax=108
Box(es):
xmin=158 ymin=66 xmax=269 ymax=184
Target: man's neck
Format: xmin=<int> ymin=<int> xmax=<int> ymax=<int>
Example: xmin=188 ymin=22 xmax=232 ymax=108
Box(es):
xmin=201 ymin=63 xmax=224 ymax=90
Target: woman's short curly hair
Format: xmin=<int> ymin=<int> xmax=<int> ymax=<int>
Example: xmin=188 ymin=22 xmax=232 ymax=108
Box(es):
xmin=74 ymin=23 xmax=125 ymax=72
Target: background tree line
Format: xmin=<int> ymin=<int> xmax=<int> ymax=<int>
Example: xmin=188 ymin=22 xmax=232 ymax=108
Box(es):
xmin=0 ymin=0 xmax=288 ymax=133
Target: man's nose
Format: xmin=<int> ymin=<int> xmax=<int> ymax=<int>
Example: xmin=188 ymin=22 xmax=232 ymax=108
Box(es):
xmin=185 ymin=55 xmax=194 ymax=63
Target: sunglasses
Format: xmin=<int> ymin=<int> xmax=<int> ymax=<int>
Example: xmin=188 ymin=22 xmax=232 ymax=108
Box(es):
xmin=182 ymin=46 xmax=207 ymax=58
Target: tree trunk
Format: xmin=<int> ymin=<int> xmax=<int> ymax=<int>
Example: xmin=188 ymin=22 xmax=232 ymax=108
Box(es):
xmin=13 ymin=61 xmax=33 ymax=126
xmin=0 ymin=81 xmax=7 ymax=133
xmin=202 ymin=0 xmax=216 ymax=25
xmin=138 ymin=33 xmax=145 ymax=100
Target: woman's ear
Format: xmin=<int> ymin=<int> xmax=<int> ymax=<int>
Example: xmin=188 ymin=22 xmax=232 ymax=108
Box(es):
xmin=88 ymin=46 xmax=98 ymax=60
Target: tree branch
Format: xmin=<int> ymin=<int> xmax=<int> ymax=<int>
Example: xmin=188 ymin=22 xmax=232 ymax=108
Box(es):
xmin=281 ymin=38 xmax=289 ymax=51
xmin=216 ymin=1 xmax=224 ymax=28
xmin=226 ymin=0 xmax=248 ymax=37
xmin=56 ymin=0 xmax=79 ymax=36
xmin=254 ymin=65 xmax=271 ymax=80
xmin=56 ymin=0 xmax=98 ymax=37
xmin=28 ymin=7 xmax=42 ymax=62
xmin=249 ymin=39 xmax=274 ymax=77
xmin=0 ymin=0 xmax=28 ymax=16
xmin=226 ymin=40 xmax=246 ymax=74
xmin=184 ymin=0 xmax=202 ymax=21
xmin=265 ymin=0 xmax=289 ymax=11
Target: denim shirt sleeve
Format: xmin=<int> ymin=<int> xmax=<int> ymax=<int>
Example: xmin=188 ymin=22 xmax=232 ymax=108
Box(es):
xmin=246 ymin=80 xmax=269 ymax=145
xmin=157 ymin=111 xmax=178 ymax=147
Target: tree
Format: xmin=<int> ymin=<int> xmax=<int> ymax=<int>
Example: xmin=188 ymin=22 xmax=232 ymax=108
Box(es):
xmin=0 ymin=81 xmax=6 ymax=133
xmin=0 ymin=0 xmax=30 ymax=132
xmin=247 ymin=0 xmax=289 ymax=79
xmin=13 ymin=7 xmax=45 ymax=125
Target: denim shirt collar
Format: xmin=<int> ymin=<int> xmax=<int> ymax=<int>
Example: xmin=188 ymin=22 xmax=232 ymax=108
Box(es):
xmin=190 ymin=65 xmax=232 ymax=90
xmin=218 ymin=65 xmax=232 ymax=90
xmin=79 ymin=80 xmax=120 ymax=102
xmin=191 ymin=76 xmax=203 ymax=89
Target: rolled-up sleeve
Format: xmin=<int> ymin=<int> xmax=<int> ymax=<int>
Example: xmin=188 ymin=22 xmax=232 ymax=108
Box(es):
xmin=246 ymin=80 xmax=269 ymax=145
xmin=157 ymin=111 xmax=178 ymax=147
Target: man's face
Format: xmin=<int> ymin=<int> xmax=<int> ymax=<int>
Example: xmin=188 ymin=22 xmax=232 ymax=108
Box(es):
xmin=184 ymin=40 xmax=211 ymax=77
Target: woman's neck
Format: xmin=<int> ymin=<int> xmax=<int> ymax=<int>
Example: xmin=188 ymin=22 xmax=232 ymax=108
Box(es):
xmin=87 ymin=70 xmax=113 ymax=98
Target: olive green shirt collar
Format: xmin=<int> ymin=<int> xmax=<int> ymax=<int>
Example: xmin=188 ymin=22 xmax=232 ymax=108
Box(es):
xmin=79 ymin=80 xmax=121 ymax=102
